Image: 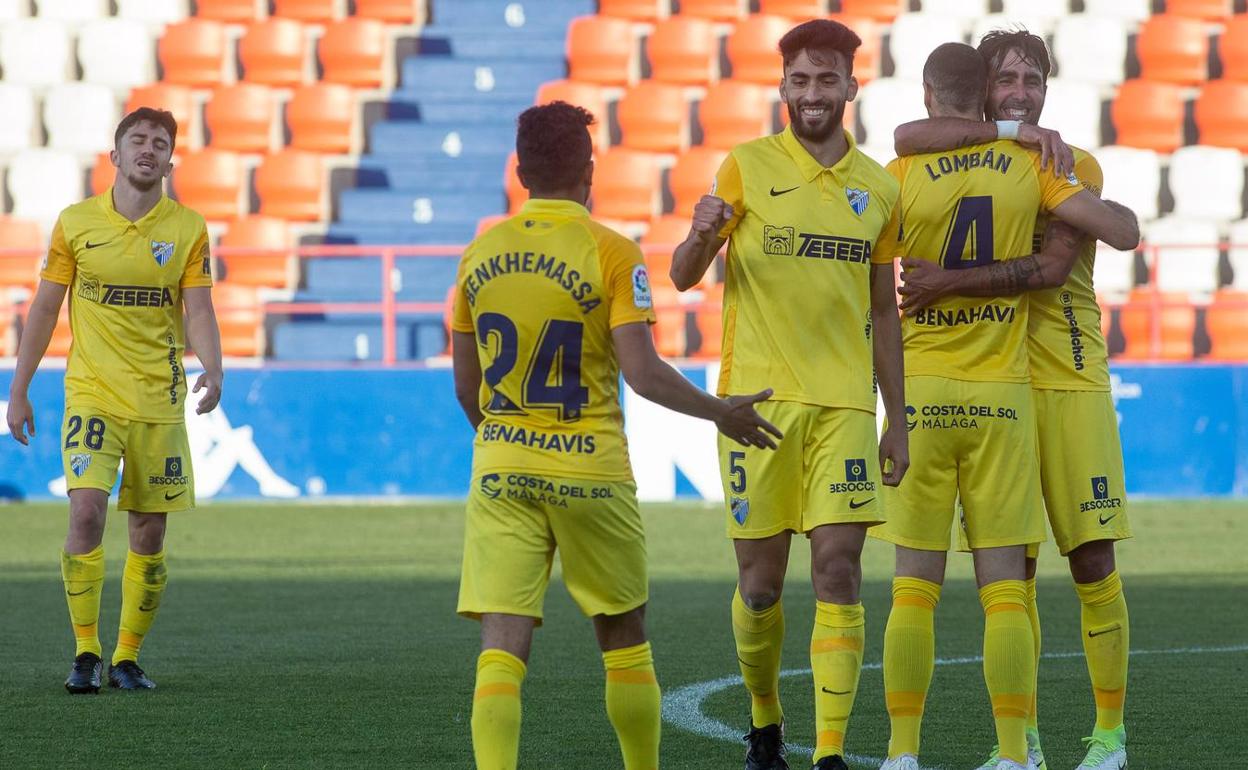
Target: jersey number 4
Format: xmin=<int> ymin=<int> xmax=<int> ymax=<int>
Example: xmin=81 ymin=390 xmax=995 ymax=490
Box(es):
xmin=941 ymin=195 xmax=995 ymax=269
xmin=477 ymin=312 xmax=590 ymax=422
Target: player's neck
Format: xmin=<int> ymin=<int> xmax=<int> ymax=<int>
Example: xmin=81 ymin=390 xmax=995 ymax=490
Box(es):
xmin=795 ymin=128 xmax=848 ymax=169
xmin=928 ymin=106 xmax=980 ymax=122
xmin=111 ymin=178 xmax=164 ymax=223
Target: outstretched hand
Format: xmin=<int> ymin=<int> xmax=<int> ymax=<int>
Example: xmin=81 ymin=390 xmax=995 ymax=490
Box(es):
xmin=716 ymin=389 xmax=784 ymax=450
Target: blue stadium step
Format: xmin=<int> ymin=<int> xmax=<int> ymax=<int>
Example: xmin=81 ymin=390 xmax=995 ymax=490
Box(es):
xmin=368 ymin=121 xmax=515 ymax=157
xmin=272 ymin=319 xmax=420 ymax=361
xmin=400 ymin=57 xmax=564 ymax=99
xmin=396 ymin=256 xmax=460 ymax=301
xmin=381 ymin=96 xmax=532 ymax=124
xmin=353 ymin=155 xmax=505 ymax=192
xmin=427 ymin=0 xmax=593 ymax=31
xmin=324 ymin=223 xmax=478 ymax=246
xmin=338 ymin=189 xmax=504 ymax=227
xmin=417 ymin=28 xmax=568 ymax=60
xmin=301 ymin=257 xmax=459 ymax=303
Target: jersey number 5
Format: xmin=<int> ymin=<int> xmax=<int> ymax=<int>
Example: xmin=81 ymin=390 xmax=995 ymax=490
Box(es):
xmin=477 ymin=312 xmax=590 ymax=422
xmin=941 ymin=195 xmax=995 ymax=270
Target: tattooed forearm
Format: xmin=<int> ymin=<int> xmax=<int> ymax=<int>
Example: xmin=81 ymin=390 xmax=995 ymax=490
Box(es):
xmin=986 ymin=255 xmax=1046 ymax=295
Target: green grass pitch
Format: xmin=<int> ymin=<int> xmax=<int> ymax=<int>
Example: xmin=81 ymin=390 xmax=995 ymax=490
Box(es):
xmin=1 ymin=500 xmax=1245 ymax=768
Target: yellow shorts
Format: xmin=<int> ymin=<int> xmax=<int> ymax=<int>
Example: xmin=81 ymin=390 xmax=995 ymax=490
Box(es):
xmin=457 ymin=472 xmax=646 ymax=622
xmin=872 ymin=376 xmax=1045 ymax=551
xmin=719 ymin=401 xmax=883 ymax=540
xmin=61 ymin=407 xmax=194 ymax=512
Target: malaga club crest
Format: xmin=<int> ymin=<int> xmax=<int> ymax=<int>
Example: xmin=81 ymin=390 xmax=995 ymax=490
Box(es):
xmin=845 ymin=187 xmax=869 ymax=216
xmin=152 ymin=241 xmax=175 ymax=267
xmin=70 ymin=453 xmax=91 ymax=477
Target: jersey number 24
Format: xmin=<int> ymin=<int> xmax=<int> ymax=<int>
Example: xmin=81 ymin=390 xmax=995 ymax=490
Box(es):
xmin=477 ymin=312 xmax=590 ymax=422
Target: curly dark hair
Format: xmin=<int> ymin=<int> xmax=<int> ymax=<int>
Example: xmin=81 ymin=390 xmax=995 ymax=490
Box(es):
xmin=114 ymin=107 xmax=178 ymax=152
xmin=515 ymin=101 xmax=594 ymax=194
xmin=778 ymin=18 xmax=862 ymax=75
xmin=923 ymin=42 xmax=988 ymax=113
xmin=977 ymin=27 xmax=1052 ymax=82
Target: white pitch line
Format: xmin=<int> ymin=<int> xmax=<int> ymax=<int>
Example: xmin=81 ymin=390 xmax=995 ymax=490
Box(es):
xmin=661 ymin=643 xmax=1248 ymax=770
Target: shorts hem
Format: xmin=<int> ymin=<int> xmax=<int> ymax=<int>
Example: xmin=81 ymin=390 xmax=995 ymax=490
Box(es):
xmin=728 ymin=524 xmax=797 ymax=540
xmin=65 ymin=482 xmax=113 ymax=495
xmin=965 ymin=535 xmax=1047 ymax=550
xmin=457 ymin=606 xmax=545 ymax=627
xmin=868 ymin=529 xmax=950 ymax=552
xmin=802 ymin=514 xmax=886 ymax=533
xmin=1055 ymin=530 xmax=1133 ymax=557
xmin=118 ymin=497 xmax=195 ymax=513
xmin=580 ymin=595 xmax=649 ymax=619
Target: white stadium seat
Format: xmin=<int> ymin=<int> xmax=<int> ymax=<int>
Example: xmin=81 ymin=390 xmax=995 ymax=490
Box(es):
xmin=971 ymin=14 xmax=1054 ymax=45
xmin=1082 ymin=0 xmax=1152 ymax=23
xmin=116 ymin=0 xmax=191 ymax=25
xmin=6 ymin=150 xmax=83 ymax=232
xmin=1042 ymin=79 xmax=1103 ymax=151
xmin=1001 ymin=0 xmax=1067 ymax=26
xmin=1092 ymin=242 xmax=1137 ymax=298
xmin=1167 ymin=146 xmax=1245 ymax=223
xmin=0 ymin=84 xmax=37 ymax=154
xmin=0 ymin=19 xmax=72 ymax=87
xmin=78 ymin=19 xmax=157 ymax=89
xmin=1229 ymin=219 xmax=1248 ymax=290
xmin=857 ymin=143 xmax=896 ymax=168
xmin=0 ymin=0 xmax=27 ymax=21
xmin=34 ymin=0 xmax=109 ymax=23
xmin=1053 ymin=16 xmax=1129 ymax=86
xmin=919 ymin=0 xmax=988 ymax=23
xmin=1095 ymin=145 xmax=1161 ymax=222
xmin=887 ymin=13 xmax=968 ymax=80
xmin=858 ymin=78 xmax=927 ymax=148
xmin=1145 ymin=218 xmax=1221 ymax=296
xmin=45 ymin=83 xmax=119 ymax=155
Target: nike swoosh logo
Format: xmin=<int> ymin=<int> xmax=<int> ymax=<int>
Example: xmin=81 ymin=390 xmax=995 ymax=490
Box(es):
xmin=821 ymin=687 xmax=852 ymax=695
xmin=849 ymin=498 xmax=875 ymax=509
xmin=769 ymin=185 xmax=799 ymax=197
xmin=164 ymin=490 xmax=186 ymax=501
xmin=66 ymin=588 xmax=92 ymax=596
xmin=1087 ymin=625 xmax=1121 ymax=638
xmin=737 ymin=657 xmax=759 ymax=669
xmin=1099 ymin=513 xmax=1117 ymax=525
xmin=85 ymin=241 xmax=110 ymax=249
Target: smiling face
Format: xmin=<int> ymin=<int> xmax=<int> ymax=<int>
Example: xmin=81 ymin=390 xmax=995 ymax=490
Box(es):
xmin=780 ymin=48 xmax=857 ymax=143
xmin=985 ymin=48 xmax=1047 ymax=126
xmin=111 ymin=120 xmax=173 ymax=192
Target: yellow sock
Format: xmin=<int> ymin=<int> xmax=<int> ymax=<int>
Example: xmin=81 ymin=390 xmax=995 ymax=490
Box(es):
xmin=61 ymin=546 xmax=105 ymax=658
xmin=883 ymin=577 xmax=940 ymax=759
xmin=472 ymin=649 xmax=526 ymax=770
xmin=980 ymin=579 xmax=1034 ymax=765
xmin=1025 ymin=577 xmax=1041 ymax=730
xmin=731 ymin=587 xmax=785 ymax=728
xmin=111 ymin=550 xmax=168 ymax=665
xmin=810 ymin=601 xmax=865 ymax=762
xmin=1075 ymin=570 xmax=1129 ymax=731
xmin=603 ymin=642 xmax=661 ymax=770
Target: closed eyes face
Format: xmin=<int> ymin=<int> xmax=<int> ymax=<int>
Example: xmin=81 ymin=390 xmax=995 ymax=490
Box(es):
xmin=114 ymin=121 xmax=173 ymax=190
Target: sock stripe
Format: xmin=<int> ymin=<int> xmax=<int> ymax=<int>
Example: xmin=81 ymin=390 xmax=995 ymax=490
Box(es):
xmin=72 ymin=623 xmax=97 ymax=640
xmin=116 ymin=630 xmax=142 ymax=652
xmin=1093 ymin=687 xmax=1126 ymax=709
xmin=475 ymin=682 xmax=521 ymax=700
xmin=892 ymin=595 xmax=935 ymax=609
xmin=991 ymin=693 xmax=1031 ymax=719
xmin=810 ymin=636 xmax=864 ymax=654
xmin=606 ymin=669 xmax=658 ymax=686
xmin=985 ymin=602 xmax=1027 ymax=616
xmin=885 ymin=690 xmax=926 ymax=716
xmin=816 ymin=729 xmax=845 ymax=750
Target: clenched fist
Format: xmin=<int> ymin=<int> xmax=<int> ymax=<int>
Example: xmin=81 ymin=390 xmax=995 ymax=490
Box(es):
xmin=690 ymin=195 xmax=733 ymax=240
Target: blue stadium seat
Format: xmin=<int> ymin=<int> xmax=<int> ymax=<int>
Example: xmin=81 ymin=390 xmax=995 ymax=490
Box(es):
xmin=380 ymin=96 xmax=532 ymax=124
xmin=396 ymin=257 xmax=459 ymax=301
xmin=367 ymin=122 xmax=516 ymax=157
xmin=303 ymin=259 xmax=381 ymax=300
xmin=338 ymin=189 xmax=504 ymax=226
xmin=272 ymin=319 xmax=420 ymax=361
xmin=428 ymin=0 xmax=594 ymax=31
xmin=353 ymin=156 xmax=505 ymax=192
xmin=399 ymin=58 xmax=565 ymax=99
xmin=417 ymin=28 xmax=568 ymax=60
xmin=324 ymin=223 xmax=479 ymax=245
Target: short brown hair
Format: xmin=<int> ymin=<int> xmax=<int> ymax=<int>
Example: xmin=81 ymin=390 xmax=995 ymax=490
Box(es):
xmin=923 ymin=42 xmax=988 ymax=113
xmin=977 ymin=28 xmax=1052 ymax=82
xmin=778 ymin=19 xmax=861 ymax=76
xmin=114 ymin=107 xmax=178 ymax=152
xmin=515 ymin=101 xmax=594 ymax=193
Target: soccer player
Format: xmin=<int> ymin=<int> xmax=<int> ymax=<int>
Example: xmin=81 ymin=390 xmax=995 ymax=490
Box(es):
xmin=670 ymin=19 xmax=909 ymax=770
xmin=891 ymin=29 xmax=1137 ymax=770
xmin=451 ymin=101 xmax=783 ymax=770
xmin=5 ymin=108 xmax=222 ymax=694
xmin=867 ymin=43 xmax=1139 ymax=770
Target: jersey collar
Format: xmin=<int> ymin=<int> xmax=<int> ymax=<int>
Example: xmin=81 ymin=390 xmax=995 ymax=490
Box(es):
xmin=779 ymin=125 xmax=859 ymax=184
xmin=99 ymin=187 xmax=173 ymax=237
xmin=518 ymin=197 xmax=590 ymax=219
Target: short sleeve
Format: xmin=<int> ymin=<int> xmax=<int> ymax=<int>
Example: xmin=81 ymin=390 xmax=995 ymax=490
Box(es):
xmin=40 ymin=218 xmax=75 ymax=285
xmin=1035 ymin=154 xmax=1084 ymax=212
xmin=450 ymin=250 xmax=475 ymax=334
xmin=600 ymin=233 xmax=657 ymax=329
xmin=872 ymin=159 xmax=907 ymax=263
xmin=713 ymin=153 xmax=746 ymax=239
xmin=1074 ymin=152 xmax=1103 ymax=198
xmin=180 ymin=225 xmax=213 ymax=288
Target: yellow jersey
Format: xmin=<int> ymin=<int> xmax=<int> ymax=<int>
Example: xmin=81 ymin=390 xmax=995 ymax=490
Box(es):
xmin=41 ymin=190 xmax=213 ymax=424
xmin=1028 ymin=148 xmax=1110 ymax=391
xmin=878 ymin=141 xmax=1082 ymax=383
xmin=713 ymin=127 xmax=899 ymax=413
xmin=452 ymin=198 xmax=656 ymax=481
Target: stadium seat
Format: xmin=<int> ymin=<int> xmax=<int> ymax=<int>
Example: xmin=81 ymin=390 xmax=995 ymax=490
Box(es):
xmin=44 ymin=83 xmax=118 ymax=155
xmin=1137 ymin=14 xmax=1209 ymax=86
xmin=160 ymin=19 xmax=230 ymax=87
xmin=7 ymin=150 xmax=82 ymax=232
xmin=1145 ymin=218 xmax=1221 ymax=295
xmin=669 ymin=147 xmax=727 ymax=216
xmin=0 ymin=84 xmax=36 ymax=154
xmin=319 ymin=18 xmax=387 ymax=87
xmin=255 ymin=149 xmax=325 ymax=221
xmin=535 ymin=80 xmax=611 ymax=149
xmin=617 ymin=81 xmax=690 ymax=153
xmin=127 ymin=84 xmax=198 ymax=150
xmin=195 ymin=0 xmax=266 ymax=22
xmin=1111 ymin=79 xmax=1186 ymax=153
xmin=1194 ymin=80 xmax=1248 ymax=152
xmin=0 ymin=0 xmax=24 ymax=20
xmin=79 ymin=19 xmax=156 ymax=89
xmin=1092 ymin=242 xmax=1137 ymax=298
xmin=699 ymin=80 xmax=771 ymax=150
xmin=287 ymin=83 xmax=356 ymax=154
xmin=1167 ymin=0 xmax=1233 ymax=20
xmin=726 ymin=15 xmax=792 ymax=84
xmin=567 ymin=15 xmax=638 ymax=86
xmin=90 ymin=152 xmax=113 ymax=195
xmin=647 ymin=17 xmax=719 ymax=86
xmin=1095 ymin=145 xmax=1162 ymax=222
xmin=757 ymin=0 xmax=826 ymax=16
xmin=693 ymin=280 xmax=723 ymax=358
xmin=34 ymin=0 xmax=108 ymax=23
xmin=641 ymin=214 xmax=693 ymax=247
xmin=650 ymin=283 xmax=686 ymax=357
xmin=591 ymin=149 xmax=663 ymax=222
xmin=173 ymin=150 xmax=245 ymax=221
xmin=475 ymin=214 xmax=508 ymax=236
xmin=273 ymin=0 xmax=342 ymax=24
xmin=41 ymin=303 xmax=74 ymax=358
xmin=1222 ymin=16 xmax=1248 ymax=82
xmin=116 ymin=0 xmax=190 ymax=24
xmin=354 ymin=0 xmax=422 ymax=22
xmin=858 ymin=78 xmax=926 ymax=147
xmin=830 ymin=14 xmax=881 ymax=84
xmin=0 ymin=297 xmax=14 ymax=357
xmin=212 ymin=282 xmax=266 ymax=357
xmin=1168 ymin=145 xmax=1245 ymax=222
xmin=1001 ymin=0 xmax=1066 ymax=23
xmin=1230 ymin=218 xmax=1248 ymax=289
xmin=971 ymin=15 xmax=1054 ymax=46
xmin=887 ymin=13 xmax=968 ymax=81
xmin=1052 ymin=16 xmax=1128 ymax=86
xmin=840 ymin=0 xmax=902 ymax=22
xmin=1041 ymin=79 xmax=1103 ymax=150
xmin=1206 ymin=290 xmax=1248 ymax=359
xmin=1117 ymin=288 xmax=1196 ymax=360
xmin=0 ymin=217 xmax=43 ymax=300
xmin=919 ymin=0 xmax=987 ymax=22
xmin=218 ymin=215 xmax=297 ymax=290
xmin=1082 ymin=0 xmax=1152 ymax=22
xmin=0 ymin=19 xmax=72 ymax=87
xmin=599 ymin=0 xmax=669 ymax=20
xmin=677 ymin=0 xmax=746 ymax=20
xmin=205 ymin=84 xmax=278 ymax=153
xmin=239 ymin=18 xmax=309 ymax=87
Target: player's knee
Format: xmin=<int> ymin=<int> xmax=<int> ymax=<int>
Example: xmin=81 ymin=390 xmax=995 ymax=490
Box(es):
xmin=1068 ymin=540 xmax=1116 ymax=584
xmin=811 ymin=551 xmax=861 ymax=598
xmin=738 ymin=583 xmax=783 ymax=611
xmin=129 ymin=513 xmax=168 ymax=554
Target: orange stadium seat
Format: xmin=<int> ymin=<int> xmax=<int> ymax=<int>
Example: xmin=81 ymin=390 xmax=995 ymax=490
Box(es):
xmin=758 ymin=0 xmax=827 ymax=15
xmin=592 ymin=149 xmax=662 ymax=221
xmin=173 ymin=149 xmax=245 ymax=221
xmin=1165 ymin=0 xmax=1232 ymax=21
xmin=127 ymin=84 xmax=196 ymax=145
xmin=0 ymin=297 xmax=14 ymax=357
xmin=205 ymin=84 xmax=276 ymax=153
xmin=727 ymin=15 xmax=793 ymax=84
xmin=535 ymin=80 xmax=611 ymax=149
xmin=1206 ymin=290 xmax=1248 ymax=360
xmin=699 ymin=80 xmax=770 ymax=149
xmin=1222 ymin=16 xmax=1248 ymax=81
xmin=678 ymin=0 xmax=746 ymax=20
xmin=212 ymin=282 xmax=265 ymax=357
xmin=650 ymin=284 xmax=686 ymax=357
xmin=641 ymin=215 xmax=693 ymax=248
xmin=91 ymin=153 xmax=114 ymax=195
xmin=273 ymin=0 xmax=341 ymax=23
xmin=1117 ymin=289 xmax=1196 ymax=360
xmin=642 ymin=245 xmax=676 ymax=290
xmin=355 ymin=0 xmax=421 ymax=23
xmin=319 ymin=18 xmax=386 ymax=87
xmin=218 ymin=215 xmax=296 ymax=290
xmin=41 ymin=303 xmax=73 ymax=358
xmin=599 ymin=0 xmax=668 ymax=20
xmin=567 ymin=16 xmax=638 ymax=86
xmin=1194 ymin=80 xmax=1248 ymax=151
xmin=159 ymin=19 xmax=229 ymax=88
xmin=288 ymin=83 xmax=355 ymax=153
xmin=1136 ymin=14 xmax=1208 ymax=85
xmin=669 ymin=147 xmax=727 ymax=216
xmin=195 ymin=0 xmax=266 ymax=22
xmin=0 ymin=217 xmax=42 ymax=298
xmin=1111 ymin=79 xmax=1186 ymax=153
xmin=476 ymin=214 xmax=508 ymax=236
xmin=239 ymin=18 xmax=309 ymax=87
xmin=505 ymin=152 xmax=525 ymax=213
xmin=617 ymin=81 xmax=690 ymax=153
xmin=648 ymin=17 xmax=719 ymax=86
xmin=255 ymin=149 xmax=325 ymax=221
xmin=839 ymin=0 xmax=902 ymax=22
xmin=692 ymin=280 xmax=723 ymax=359
xmin=830 ymin=14 xmax=881 ymax=84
